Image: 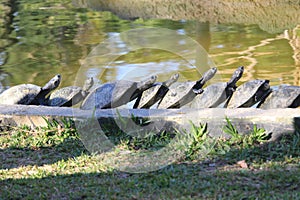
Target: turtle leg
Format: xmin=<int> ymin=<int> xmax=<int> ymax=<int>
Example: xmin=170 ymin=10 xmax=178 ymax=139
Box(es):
xmin=133 ymin=95 xmax=142 ymax=109
xmin=225 ymin=87 xmax=236 ymax=98
xmin=229 ymin=87 xmax=236 ymax=92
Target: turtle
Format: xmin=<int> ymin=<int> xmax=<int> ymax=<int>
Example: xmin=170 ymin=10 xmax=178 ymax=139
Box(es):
xmin=133 ymin=73 xmax=180 ymax=109
xmin=227 ymin=79 xmax=272 ymax=108
xmin=0 ymin=74 xmax=61 ymax=105
xmin=47 ymin=77 xmax=94 ymax=107
xmin=258 ymin=85 xmax=300 ymax=109
xmin=188 ymin=66 xmax=244 ymax=108
xmin=80 ymin=75 xmax=157 ymax=110
xmin=157 ymin=67 xmax=217 ymax=109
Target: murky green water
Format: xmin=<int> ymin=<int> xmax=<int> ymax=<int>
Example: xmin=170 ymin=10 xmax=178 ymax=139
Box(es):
xmin=0 ymin=0 xmax=299 ymax=91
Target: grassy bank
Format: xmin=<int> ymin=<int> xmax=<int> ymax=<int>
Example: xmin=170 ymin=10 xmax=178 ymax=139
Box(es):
xmin=0 ymin=118 xmax=299 ymax=199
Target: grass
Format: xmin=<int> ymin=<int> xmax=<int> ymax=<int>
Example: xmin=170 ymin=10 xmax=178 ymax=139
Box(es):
xmin=0 ymin=117 xmax=299 ymax=199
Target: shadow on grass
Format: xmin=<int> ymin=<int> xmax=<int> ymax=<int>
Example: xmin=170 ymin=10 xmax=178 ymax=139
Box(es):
xmin=0 ymin=120 xmax=299 ymax=198
xmin=0 ymin=160 xmax=299 ymax=199
xmin=0 ymin=138 xmax=87 ymax=170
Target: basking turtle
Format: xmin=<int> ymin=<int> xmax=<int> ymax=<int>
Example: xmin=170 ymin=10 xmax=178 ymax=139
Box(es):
xmin=227 ymin=79 xmax=271 ymax=108
xmin=189 ymin=66 xmax=244 ymax=108
xmin=133 ymin=73 xmax=179 ymax=109
xmin=81 ymin=75 xmax=157 ymax=110
xmin=258 ymin=85 xmax=300 ymax=109
xmin=48 ymin=77 xmax=94 ymax=107
xmin=157 ymin=67 xmax=217 ymax=109
xmin=0 ymin=74 xmax=61 ymax=105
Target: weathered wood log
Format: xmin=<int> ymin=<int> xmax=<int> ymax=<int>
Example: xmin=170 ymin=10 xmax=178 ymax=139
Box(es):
xmin=1 ymin=105 xmax=299 ymax=141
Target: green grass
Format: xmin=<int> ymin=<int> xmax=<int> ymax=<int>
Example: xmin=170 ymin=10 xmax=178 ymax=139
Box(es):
xmin=0 ymin=117 xmax=299 ymax=199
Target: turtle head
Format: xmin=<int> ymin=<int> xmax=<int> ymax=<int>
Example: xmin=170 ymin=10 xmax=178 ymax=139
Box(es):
xmin=36 ymin=74 xmax=61 ymax=105
xmin=227 ymin=66 xmax=244 ymax=89
xmin=164 ymin=73 xmax=180 ymax=87
xmin=202 ymin=67 xmax=217 ymax=83
xmin=255 ymin=79 xmax=272 ymax=102
xmin=137 ymin=75 xmax=157 ymax=90
xmin=261 ymin=80 xmax=270 ymax=91
xmin=81 ymin=77 xmax=94 ymax=97
xmin=130 ymin=75 xmax=157 ymax=101
xmin=225 ymin=66 xmax=244 ymax=97
xmin=82 ymin=77 xmax=94 ymax=91
xmin=42 ymin=74 xmax=61 ymax=91
xmin=194 ymin=67 xmax=217 ymax=89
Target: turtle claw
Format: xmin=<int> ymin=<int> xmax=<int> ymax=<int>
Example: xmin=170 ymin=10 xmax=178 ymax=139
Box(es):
xmin=193 ymin=88 xmax=203 ymax=94
xmin=229 ymin=87 xmax=236 ymax=92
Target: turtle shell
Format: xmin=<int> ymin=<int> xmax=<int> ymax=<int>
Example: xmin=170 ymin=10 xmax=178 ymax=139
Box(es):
xmin=48 ymin=77 xmax=93 ymax=107
xmin=189 ymin=66 xmax=244 ymax=108
xmin=134 ymin=83 xmax=164 ymax=109
xmin=157 ymin=68 xmax=217 ymax=109
xmin=259 ymin=85 xmax=300 ymax=109
xmin=157 ymin=81 xmax=197 ymax=109
xmin=134 ymin=73 xmax=179 ymax=109
xmin=0 ymin=74 xmax=61 ymax=105
xmin=189 ymin=82 xmax=228 ymax=108
xmin=48 ymin=86 xmax=83 ymax=107
xmin=227 ymin=79 xmax=270 ymax=108
xmin=81 ymin=76 xmax=156 ymax=110
xmin=81 ymin=80 xmax=138 ymax=110
xmin=0 ymin=84 xmax=41 ymax=105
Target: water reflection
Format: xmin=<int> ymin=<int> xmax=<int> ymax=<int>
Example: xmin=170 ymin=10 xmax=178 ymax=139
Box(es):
xmin=0 ymin=0 xmax=299 ymax=90
xmin=78 ymin=27 xmax=219 ymax=86
xmin=73 ymin=0 xmax=300 ymax=33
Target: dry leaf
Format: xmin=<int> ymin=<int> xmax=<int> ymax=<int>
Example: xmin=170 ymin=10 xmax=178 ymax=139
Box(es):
xmin=237 ymin=160 xmax=248 ymax=169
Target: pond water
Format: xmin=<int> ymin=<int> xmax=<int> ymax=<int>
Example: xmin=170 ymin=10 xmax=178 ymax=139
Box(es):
xmin=0 ymin=0 xmax=299 ymax=91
